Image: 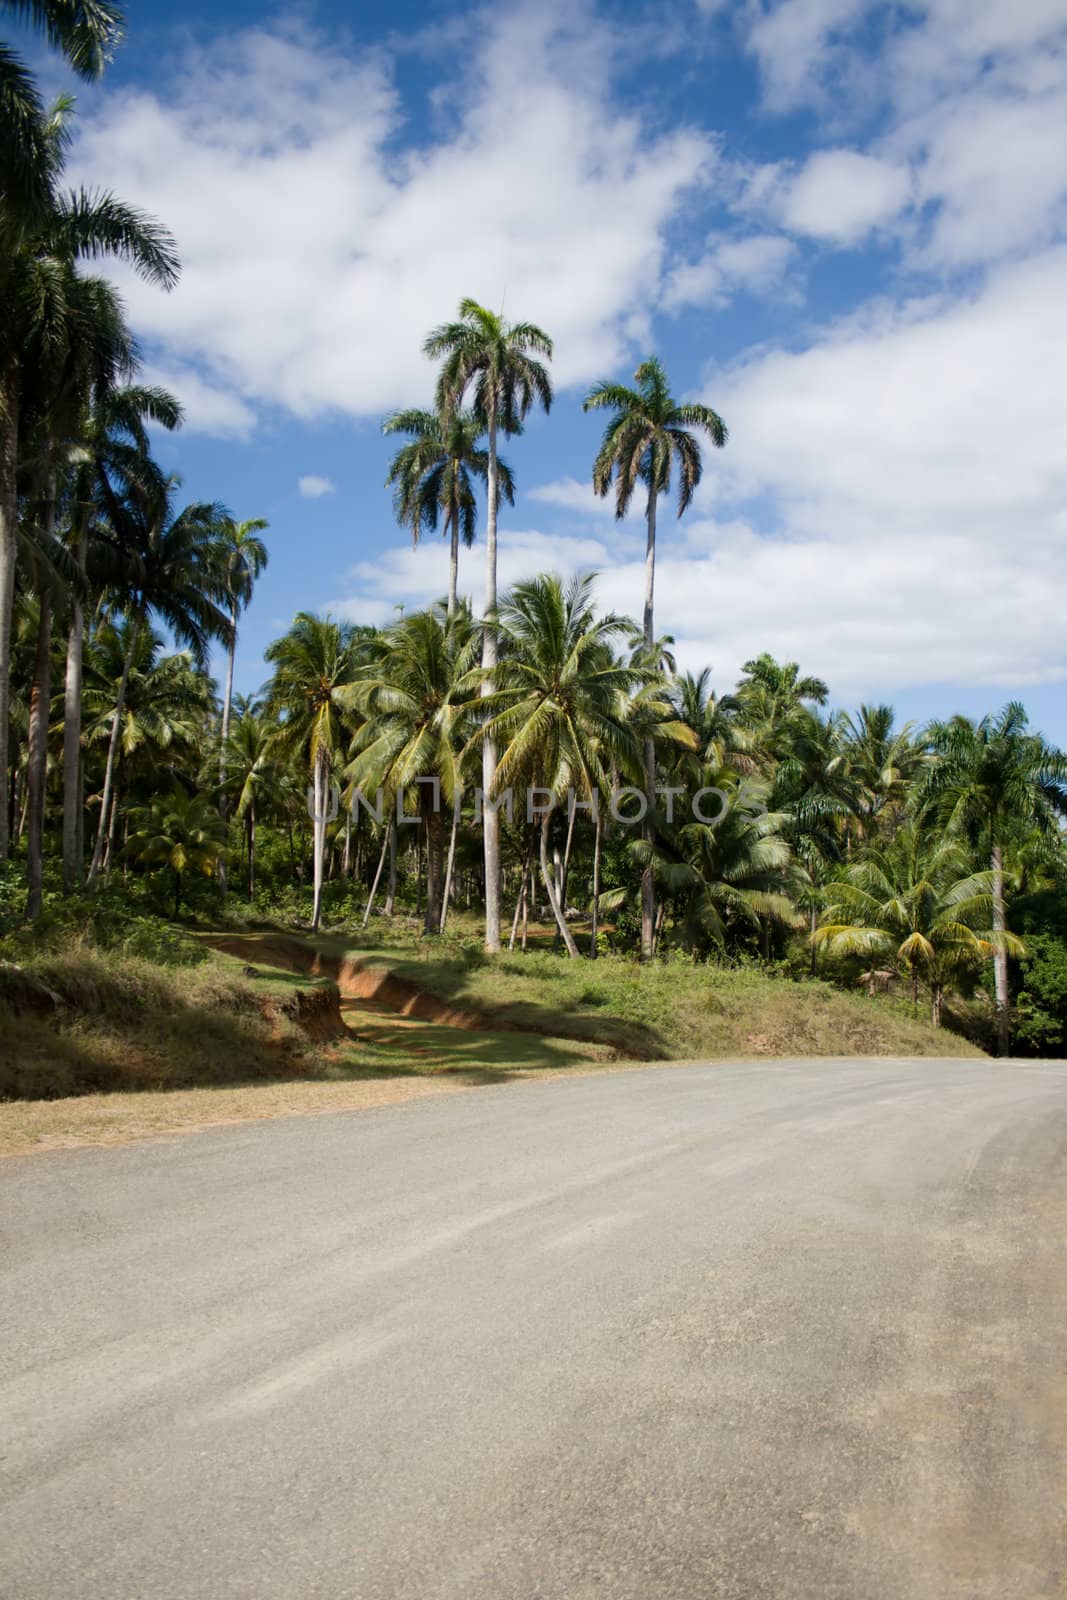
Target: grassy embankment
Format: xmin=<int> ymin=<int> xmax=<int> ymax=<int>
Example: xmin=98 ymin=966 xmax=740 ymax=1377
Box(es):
xmin=0 ymin=915 xmax=983 ymax=1156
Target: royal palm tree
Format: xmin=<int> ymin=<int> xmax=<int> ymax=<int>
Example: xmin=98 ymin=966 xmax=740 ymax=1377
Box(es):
xmin=815 ymin=825 xmax=1023 ymax=1027
xmin=62 ymin=379 xmax=182 ymax=890
xmin=265 ymin=613 xmax=358 ymax=931
xmin=423 ymin=299 xmax=553 ymax=953
xmin=474 ymin=573 xmax=644 ymax=958
xmin=921 ymin=704 xmax=1067 ymax=1052
xmin=1 ymin=1 xmax=124 ymax=224
xmin=584 ymin=358 xmax=727 ymax=959
xmin=86 ymin=483 xmax=229 ymax=883
xmin=345 ymin=605 xmax=477 ymax=934
xmin=383 ymin=407 xmax=514 ymax=618
xmin=216 ymin=516 xmax=269 ymax=781
xmin=0 ymin=96 xmax=178 ymax=860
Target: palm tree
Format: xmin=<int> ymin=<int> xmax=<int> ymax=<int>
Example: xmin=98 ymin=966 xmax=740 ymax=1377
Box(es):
xmin=1 ymin=1 xmax=124 ymax=224
xmin=86 ymin=483 xmax=230 ymax=883
xmin=735 ymin=653 xmax=830 ymax=765
xmin=474 ymin=573 xmax=644 ymax=958
xmin=0 ymin=96 xmax=178 ymax=860
xmin=842 ymin=704 xmax=927 ymax=842
xmin=815 ymin=825 xmax=1023 ymax=1027
xmin=221 ymin=710 xmax=284 ymax=902
xmin=265 ymin=613 xmax=357 ymax=931
xmin=216 ymin=516 xmax=269 ymax=783
xmin=382 ymin=407 xmax=514 ymax=618
xmin=62 ymin=379 xmax=183 ymax=891
xmin=584 ymin=358 xmax=727 ymax=960
xmin=345 ymin=605 xmax=476 ymax=934
xmin=423 ymin=299 xmax=553 ymax=953
xmin=921 ymin=704 xmax=1067 ymax=1052
xmin=126 ymin=786 xmax=227 ymax=917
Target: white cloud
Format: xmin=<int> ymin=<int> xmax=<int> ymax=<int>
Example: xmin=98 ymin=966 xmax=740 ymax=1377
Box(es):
xmin=298 ymin=475 xmax=335 ymax=499
xmin=775 ymin=149 xmax=912 ymax=244
xmin=71 ymin=10 xmax=714 ymax=430
xmin=663 ymin=231 xmax=797 ymax=310
xmin=140 ymin=364 xmax=255 ymax=438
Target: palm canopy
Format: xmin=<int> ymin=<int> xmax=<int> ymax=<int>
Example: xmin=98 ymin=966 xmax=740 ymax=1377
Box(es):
xmin=473 ymin=572 xmax=647 ymax=801
xmin=424 ymin=300 xmax=553 ymax=435
xmin=264 ymin=612 xmax=362 ymax=769
xmin=584 ymin=357 xmax=726 ymax=520
xmin=922 ymin=702 xmax=1067 ymax=844
xmin=343 ymin=603 xmax=478 ymax=805
xmin=82 ymin=620 xmax=212 ymax=761
xmin=103 ymin=480 xmax=232 ymax=667
xmin=815 ymin=824 xmax=1024 ymax=1018
xmin=382 ymin=407 xmax=514 ymax=551
xmin=218 ymin=517 xmax=269 ymax=614
xmin=2 ymin=1 xmax=125 ymax=79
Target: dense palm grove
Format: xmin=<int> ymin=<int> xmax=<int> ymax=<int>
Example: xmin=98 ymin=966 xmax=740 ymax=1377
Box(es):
xmin=3 ymin=2 xmax=1067 ymax=1059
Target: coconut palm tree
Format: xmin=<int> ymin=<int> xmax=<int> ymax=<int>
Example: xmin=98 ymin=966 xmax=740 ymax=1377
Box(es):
xmin=921 ymin=705 xmax=1067 ymax=1052
xmin=265 ymin=613 xmax=358 ymax=931
xmin=382 ymin=407 xmax=514 ymax=618
xmin=473 ymin=573 xmax=644 ymax=958
xmin=0 ymin=96 xmax=178 ymax=860
xmin=423 ymin=299 xmax=553 ymax=953
xmin=584 ymin=358 xmax=727 ymax=960
xmin=815 ymin=825 xmax=1024 ymax=1027
xmin=126 ymin=785 xmax=227 ymax=917
xmin=345 ymin=604 xmax=477 ymax=935
xmin=216 ymin=516 xmax=269 ymax=781
xmin=221 ymin=710 xmax=284 ymax=902
xmin=86 ymin=483 xmax=229 ymax=883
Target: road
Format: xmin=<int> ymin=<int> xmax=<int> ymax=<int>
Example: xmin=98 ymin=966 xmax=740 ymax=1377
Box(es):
xmin=2 ymin=1058 xmax=1066 ymax=1599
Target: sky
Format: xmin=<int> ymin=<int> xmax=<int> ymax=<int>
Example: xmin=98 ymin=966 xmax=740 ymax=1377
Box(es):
xmin=16 ymin=0 xmax=1067 ymax=739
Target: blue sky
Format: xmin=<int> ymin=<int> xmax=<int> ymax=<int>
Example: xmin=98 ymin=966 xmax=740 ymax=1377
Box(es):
xmin=18 ymin=0 xmax=1067 ymax=739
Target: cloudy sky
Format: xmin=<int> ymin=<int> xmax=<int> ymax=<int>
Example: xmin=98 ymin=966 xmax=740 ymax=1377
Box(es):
xmin=22 ymin=0 xmax=1067 ymax=736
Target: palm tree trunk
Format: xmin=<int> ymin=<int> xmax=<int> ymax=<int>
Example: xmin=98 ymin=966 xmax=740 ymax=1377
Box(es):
xmin=0 ymin=370 xmax=19 ymax=863
xmin=590 ymin=808 xmax=602 ymax=958
xmin=509 ymin=857 xmax=529 ymax=951
xmin=439 ymin=789 xmax=461 ymax=933
xmin=219 ymin=603 xmax=237 ymax=783
xmin=385 ymin=816 xmax=397 ymax=915
xmin=539 ymin=810 xmax=580 ymax=958
xmin=62 ymin=528 xmax=88 ymax=894
xmin=362 ymin=822 xmax=391 ymax=928
xmin=25 ymin=588 xmax=53 ymax=919
xmin=640 ymin=481 xmax=658 ymax=962
xmin=88 ymin=609 xmax=143 ymax=884
xmin=247 ymin=802 xmax=255 ymax=902
xmin=991 ymin=842 xmax=1010 ymax=1056
xmin=481 ymin=410 xmax=501 ymax=953
xmin=311 ymin=749 xmax=328 ymax=930
xmin=423 ymin=801 xmax=443 ymax=936
xmin=447 ymin=504 xmax=459 ymax=618
xmin=931 ymin=984 xmax=944 ymax=1028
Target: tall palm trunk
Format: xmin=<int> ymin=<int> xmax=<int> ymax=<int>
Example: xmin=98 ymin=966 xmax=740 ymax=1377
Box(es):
xmin=25 ymin=590 xmax=53 ymax=918
xmin=991 ymin=841 xmax=1010 ymax=1056
xmin=481 ymin=411 xmax=501 ymax=952
xmin=446 ymin=492 xmax=459 ymax=618
xmin=62 ymin=528 xmax=88 ymax=893
xmin=246 ymin=801 xmax=256 ymax=902
xmin=439 ymin=789 xmax=461 ymax=932
xmin=311 ymin=747 xmax=328 ymax=931
xmin=539 ymin=809 xmax=579 ymax=958
xmin=219 ymin=602 xmax=238 ymax=781
xmin=385 ymin=815 xmax=397 ymax=915
xmin=88 ymin=607 xmax=143 ymax=884
xmin=640 ymin=479 xmax=658 ymax=961
xmin=590 ymin=807 xmax=602 ymax=958
xmin=0 ymin=370 xmax=19 ymax=862
xmin=362 ymin=820 xmax=391 ymax=929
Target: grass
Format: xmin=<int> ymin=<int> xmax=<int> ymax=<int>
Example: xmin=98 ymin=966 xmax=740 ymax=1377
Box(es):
xmin=1 ymin=913 xmax=984 ymax=1158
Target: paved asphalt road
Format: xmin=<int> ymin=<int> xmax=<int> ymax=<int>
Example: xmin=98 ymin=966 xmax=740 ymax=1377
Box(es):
xmin=2 ymin=1058 xmax=1066 ymax=1599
